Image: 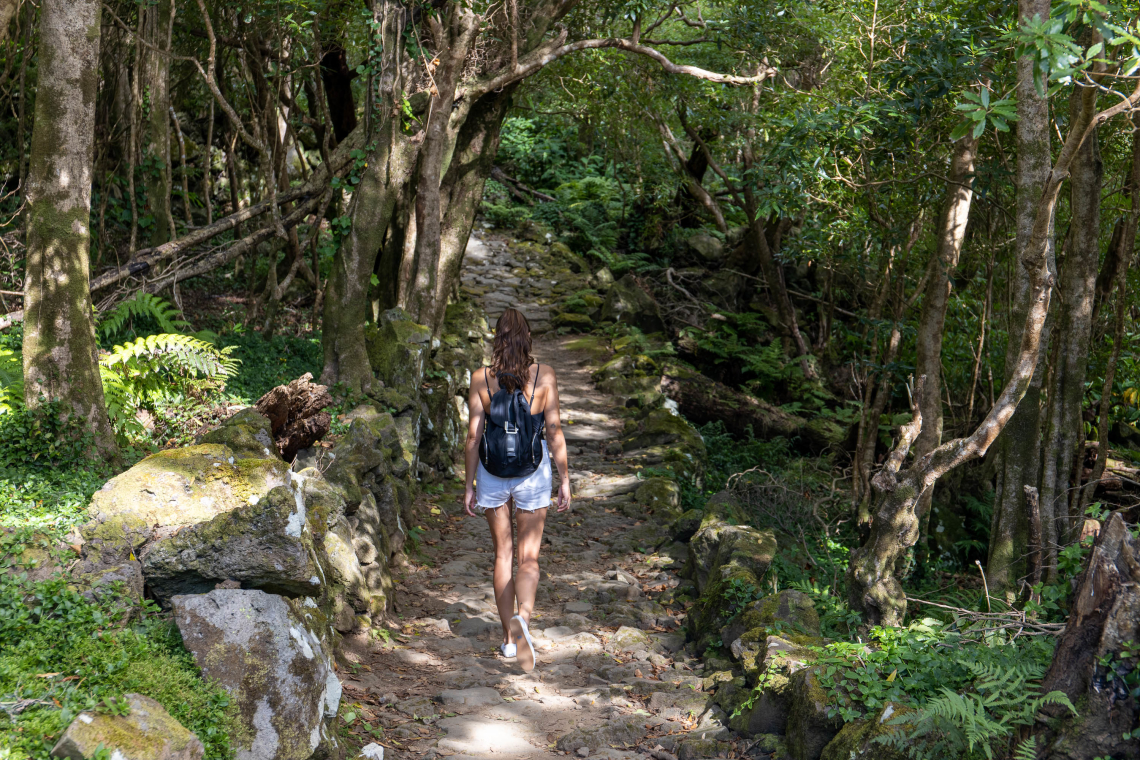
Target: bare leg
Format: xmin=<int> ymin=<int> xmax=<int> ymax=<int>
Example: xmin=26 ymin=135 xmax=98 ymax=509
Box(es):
xmin=514 ymin=508 xmax=548 ymax=625
xmin=485 ymin=504 xmax=516 ymax=644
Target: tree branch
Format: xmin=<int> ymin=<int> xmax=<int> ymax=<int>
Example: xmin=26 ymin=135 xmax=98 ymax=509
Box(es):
xmin=467 ymin=35 xmax=776 ymax=100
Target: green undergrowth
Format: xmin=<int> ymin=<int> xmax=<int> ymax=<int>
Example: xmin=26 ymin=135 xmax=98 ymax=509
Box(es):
xmin=0 ymin=561 xmax=237 ymax=760
xmin=0 ymin=404 xmax=121 ymax=534
xmin=217 ymin=330 xmax=323 ymax=403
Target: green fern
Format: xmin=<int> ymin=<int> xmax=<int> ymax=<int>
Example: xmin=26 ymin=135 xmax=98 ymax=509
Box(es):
xmin=101 ymin=334 xmax=238 ymax=399
xmin=98 ymin=292 xmax=189 ymax=342
xmin=0 ymin=347 xmax=22 ymax=413
xmin=99 ymin=334 xmax=239 ymax=437
xmin=876 ymin=659 xmax=1075 ymax=760
xmin=1012 ymin=737 xmax=1038 ymax=760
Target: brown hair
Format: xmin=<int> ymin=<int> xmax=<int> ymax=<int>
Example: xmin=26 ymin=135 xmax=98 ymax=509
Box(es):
xmin=491 ymin=308 xmax=533 ymax=392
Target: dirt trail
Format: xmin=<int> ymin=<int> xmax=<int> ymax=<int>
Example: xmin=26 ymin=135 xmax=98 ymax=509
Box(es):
xmin=339 ymin=234 xmax=743 ymax=760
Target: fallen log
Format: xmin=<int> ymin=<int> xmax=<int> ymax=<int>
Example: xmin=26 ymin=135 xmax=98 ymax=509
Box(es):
xmin=255 ymin=372 xmax=333 ymax=461
xmin=90 ymin=128 xmax=362 ymax=294
xmin=661 ymin=366 xmax=847 ymax=455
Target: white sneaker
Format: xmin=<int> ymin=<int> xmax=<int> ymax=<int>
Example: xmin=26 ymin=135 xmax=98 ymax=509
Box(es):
xmin=500 ymin=642 xmax=517 ymax=658
xmin=509 ymin=615 xmax=536 ymax=672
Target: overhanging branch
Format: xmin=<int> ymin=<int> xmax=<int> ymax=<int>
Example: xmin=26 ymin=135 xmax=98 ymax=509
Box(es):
xmin=467 ymin=34 xmax=775 ymax=100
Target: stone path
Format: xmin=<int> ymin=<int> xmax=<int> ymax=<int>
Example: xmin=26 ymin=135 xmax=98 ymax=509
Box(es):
xmin=337 ymin=233 xmax=747 ymax=760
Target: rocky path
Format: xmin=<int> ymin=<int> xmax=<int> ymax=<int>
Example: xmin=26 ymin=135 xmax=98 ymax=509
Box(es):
xmin=336 ymin=235 xmax=747 ymax=760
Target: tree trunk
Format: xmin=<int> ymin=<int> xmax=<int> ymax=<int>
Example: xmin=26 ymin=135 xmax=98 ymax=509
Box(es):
xmin=1036 ymin=512 xmax=1140 ymax=760
xmin=319 ymin=45 xmax=357 ymax=144
xmin=847 ymin=63 xmax=1118 ymax=627
xmin=1077 ymin=114 xmax=1140 ymax=515
xmin=744 ymin=213 xmax=815 ymax=379
xmin=427 ymin=85 xmax=516 ymax=333
xmin=139 ymin=0 xmax=174 ymax=246
xmin=1038 ymin=85 xmax=1102 ymax=574
xmin=0 ymin=0 xmax=19 ymax=42
xmin=405 ymin=9 xmax=480 ymax=328
xmin=319 ymin=0 xmax=414 ymax=393
xmin=22 ymin=0 xmax=117 ymax=457
xmin=914 ymin=133 xmax=978 ymax=539
xmin=987 ymin=0 xmax=1053 ymax=600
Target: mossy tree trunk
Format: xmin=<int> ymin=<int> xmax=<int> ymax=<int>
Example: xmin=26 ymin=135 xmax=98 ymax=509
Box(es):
xmin=319 ymin=0 xmax=415 ymax=394
xmin=987 ymin=0 xmax=1053 ymax=600
xmin=848 ymin=75 xmax=1129 ymax=627
xmin=22 ymin=0 xmax=118 ymax=458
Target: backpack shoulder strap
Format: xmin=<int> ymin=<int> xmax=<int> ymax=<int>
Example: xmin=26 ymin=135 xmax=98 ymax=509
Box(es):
xmin=530 ymin=363 xmax=540 ymax=405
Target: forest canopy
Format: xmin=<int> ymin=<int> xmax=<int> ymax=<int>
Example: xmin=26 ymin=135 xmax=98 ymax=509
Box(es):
xmin=0 ymin=0 xmax=1139 ymax=758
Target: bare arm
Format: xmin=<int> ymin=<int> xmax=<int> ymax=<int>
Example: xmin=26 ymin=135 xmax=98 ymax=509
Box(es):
xmin=463 ymin=371 xmax=487 ymax=516
xmin=542 ymin=370 xmax=572 ymax=512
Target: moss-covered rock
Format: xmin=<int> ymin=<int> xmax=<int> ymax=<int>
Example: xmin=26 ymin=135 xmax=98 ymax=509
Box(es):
xmin=621 ymin=408 xmax=707 ymax=481
xmin=89 ymin=444 xmax=290 ymax=528
xmin=141 ymin=478 xmax=329 ymax=602
xmin=79 ymin=513 xmax=152 ymax=566
xmin=197 ymin=408 xmax=277 ymax=460
xmin=322 ymin=412 xmax=400 ymax=505
xmin=636 ymin=477 xmax=681 ymax=516
xmin=670 ymin=509 xmax=704 ymax=542
xmin=723 ymin=590 xmax=821 ymax=653
xmin=173 ymin=589 xmax=342 ymax=760
xmin=593 ymin=353 xmax=659 ymax=382
xmin=684 ymin=494 xmax=778 ymax=644
xmin=596 ymin=375 xmax=663 ymax=409
xmin=601 ymin=273 xmax=665 ymax=334
xmin=564 ymin=334 xmax=612 ymax=363
xmin=72 ymin=560 xmax=144 ymax=608
xmin=364 ymin=308 xmax=429 ymax=394
xmin=684 ymin=491 xmax=774 ymax=597
xmin=820 ymin=704 xmax=911 ymax=760
xmin=786 ymin=667 xmax=844 ymax=760
xmin=676 ymin=737 xmax=735 ymax=760
xmin=552 ymin=311 xmax=593 ymax=331
xmin=51 ymin=692 xmax=204 ymax=760
xmin=731 ymin=635 xmax=818 ymax=736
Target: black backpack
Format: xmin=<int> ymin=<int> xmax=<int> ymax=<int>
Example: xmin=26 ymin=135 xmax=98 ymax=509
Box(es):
xmin=479 ymin=365 xmax=545 ymax=478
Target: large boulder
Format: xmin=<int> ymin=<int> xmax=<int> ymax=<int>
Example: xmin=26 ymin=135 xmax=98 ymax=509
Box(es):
xmin=685 ymin=232 xmax=725 ymax=263
xmin=173 ymin=590 xmax=342 ymax=760
xmin=51 ymin=693 xmax=204 ymax=760
xmin=684 ymin=492 xmax=778 ymax=644
xmin=621 ymin=408 xmax=707 ymax=481
xmin=89 ymin=444 xmax=289 ymax=528
xmin=785 ymin=667 xmax=845 ymax=760
xmin=365 ymin=308 xmax=430 ymax=394
xmin=600 ymin=274 xmax=665 ymax=334
xmin=722 ymin=589 xmax=821 ymax=656
xmin=729 ymin=635 xmax=817 ymax=737
xmin=140 ymin=476 xmax=333 ymax=602
xmin=198 ymin=409 xmax=278 ymax=460
xmin=635 ymin=477 xmax=681 ymax=517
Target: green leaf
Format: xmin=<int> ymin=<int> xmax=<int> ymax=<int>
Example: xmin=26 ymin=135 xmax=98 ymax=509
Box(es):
xmin=972 ymin=119 xmax=987 ymax=139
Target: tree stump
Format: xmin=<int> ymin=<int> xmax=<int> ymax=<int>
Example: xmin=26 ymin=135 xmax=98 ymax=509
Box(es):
xmin=1037 ymin=511 xmax=1139 ymax=759
xmin=254 ymin=373 xmax=333 ymax=461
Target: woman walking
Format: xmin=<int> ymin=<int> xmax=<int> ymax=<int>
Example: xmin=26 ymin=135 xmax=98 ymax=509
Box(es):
xmin=463 ymin=308 xmax=572 ymax=672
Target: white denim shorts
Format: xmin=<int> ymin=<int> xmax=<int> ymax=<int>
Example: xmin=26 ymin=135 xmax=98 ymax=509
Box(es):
xmin=475 ymin=442 xmax=552 ymax=512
